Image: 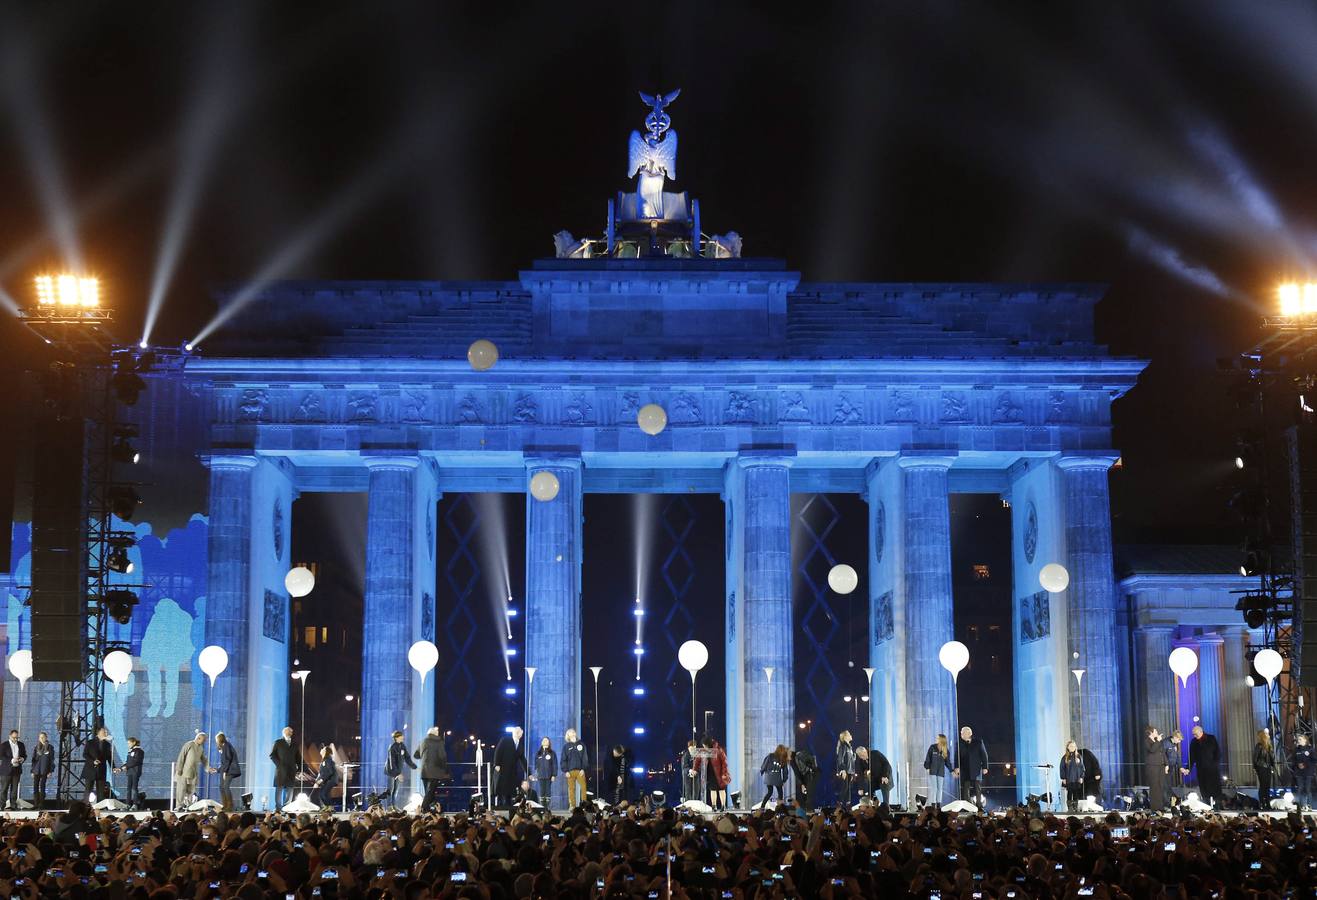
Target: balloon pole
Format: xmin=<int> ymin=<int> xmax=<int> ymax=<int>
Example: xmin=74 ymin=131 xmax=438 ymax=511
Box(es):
xmin=690 ymin=672 xmax=697 ymax=739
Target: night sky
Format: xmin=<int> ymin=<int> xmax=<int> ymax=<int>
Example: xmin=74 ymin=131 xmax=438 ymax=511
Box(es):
xmin=5 ymin=1 xmax=1316 ymax=540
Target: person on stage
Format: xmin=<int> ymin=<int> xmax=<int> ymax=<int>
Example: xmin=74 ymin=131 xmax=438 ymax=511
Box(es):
xmin=1080 ymin=747 xmax=1103 ymax=803
xmin=709 ymin=738 xmax=731 ymax=812
xmin=533 ymin=737 xmax=557 ymax=808
xmin=0 ymin=729 xmax=26 ymax=810
xmin=605 ymin=745 xmax=634 ymax=805
xmin=414 ymin=727 xmax=448 ymax=812
xmin=31 ymin=732 xmax=54 ymax=810
xmin=1253 ymin=728 xmax=1277 ymax=807
xmin=81 ymin=726 xmax=112 ymax=803
xmin=386 ymin=730 xmax=417 ymax=808
xmin=870 ymin=746 xmax=893 ymax=810
xmin=1144 ymin=726 xmax=1169 ymax=811
xmin=923 ymin=734 xmax=950 ymax=806
xmin=1292 ymin=733 xmax=1314 ymax=811
xmin=834 ymin=730 xmax=856 ymax=804
xmin=759 ymin=744 xmax=788 ymax=809
xmin=953 ymin=725 xmax=989 ymax=809
xmin=562 ymin=728 xmax=588 ymax=809
xmin=853 ymin=747 xmax=871 ymax=799
xmin=174 ymin=732 xmax=212 ymax=808
xmin=680 ymin=739 xmax=697 ymax=802
xmin=493 ymin=726 xmax=526 ymax=811
xmin=1165 ymin=729 xmax=1184 ymax=806
xmin=790 ymin=746 xmax=819 ymax=809
xmin=1182 ymin=724 xmax=1222 ymax=807
xmin=1059 ymin=740 xmax=1086 ymax=812
xmin=270 ymin=725 xmax=301 ymax=809
xmin=214 ymin=733 xmax=241 ymax=811
xmin=115 ymin=737 xmax=144 ymax=810
xmin=310 ymin=745 xmax=339 ymax=810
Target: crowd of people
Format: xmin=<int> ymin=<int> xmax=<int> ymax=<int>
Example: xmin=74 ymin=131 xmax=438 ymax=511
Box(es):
xmin=0 ymin=797 xmax=1313 ymax=898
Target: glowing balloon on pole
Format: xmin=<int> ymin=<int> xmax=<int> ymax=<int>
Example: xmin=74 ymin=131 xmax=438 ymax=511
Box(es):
xmin=1039 ymin=563 xmax=1070 ymax=593
xmin=827 ymin=564 xmax=859 ymax=595
xmin=678 ymin=640 xmax=709 ymax=676
xmin=102 ymin=650 xmax=133 ymax=690
xmin=408 ymin=640 xmax=439 ymax=687
xmin=7 ymin=650 xmax=32 ymax=687
xmin=198 ymin=645 xmax=229 ymax=687
xmin=1168 ymin=646 xmax=1198 ymax=687
xmin=763 ymin=667 xmax=774 ymax=683
xmin=637 ymin=404 xmax=668 ymax=436
xmin=529 ymin=471 xmax=560 ymax=502
xmin=467 ymin=339 xmax=499 ymax=371
xmin=938 ymin=640 xmax=969 ymax=683
xmin=1254 ymin=648 xmax=1284 ymax=686
xmin=285 ymin=566 xmax=315 ymax=598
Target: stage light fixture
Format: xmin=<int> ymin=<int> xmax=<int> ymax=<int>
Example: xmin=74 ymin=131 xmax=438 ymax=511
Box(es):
xmin=111 ymin=367 xmax=146 ymax=406
xmin=107 ymin=545 xmax=133 ymax=575
xmin=1278 ymin=282 xmax=1317 ymax=317
xmin=108 ymin=486 xmax=141 ymax=521
xmin=1236 ymin=593 xmax=1270 ymax=629
xmin=104 ymin=589 xmax=139 ymax=625
xmin=34 ymin=274 xmax=99 ymax=308
xmin=112 ymin=427 xmax=140 ymax=464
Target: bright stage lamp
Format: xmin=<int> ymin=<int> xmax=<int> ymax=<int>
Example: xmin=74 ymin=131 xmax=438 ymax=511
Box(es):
xmin=1279 ymin=282 xmax=1317 ymax=317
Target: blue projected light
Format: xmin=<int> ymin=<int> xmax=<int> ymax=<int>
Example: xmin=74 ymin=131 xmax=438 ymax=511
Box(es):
xmin=504 ymin=686 xmax=517 ymax=695
xmin=506 ymin=608 xmax=518 ymax=617
xmin=506 ymin=648 xmax=517 ymax=656
xmin=630 ymin=766 xmax=644 ymax=774
xmin=504 ymin=725 xmax=515 ymax=732
xmin=632 ymin=686 xmax=645 ymax=696
xmin=633 ymin=726 xmax=645 ymax=734
xmin=633 ymin=608 xmax=644 ymax=616
xmin=633 ymin=647 xmax=644 ymax=655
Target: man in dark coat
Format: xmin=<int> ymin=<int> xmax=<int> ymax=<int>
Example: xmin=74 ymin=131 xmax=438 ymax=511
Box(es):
xmin=492 ymin=726 xmax=525 ymax=811
xmin=31 ymin=732 xmax=54 ymax=809
xmin=1183 ymin=724 xmax=1223 ymax=806
xmin=870 ymin=747 xmax=894 ymax=810
xmin=953 ymin=725 xmax=989 ymax=809
xmin=605 ymin=744 xmax=634 ymax=805
xmin=0 ymin=729 xmax=26 ymax=810
xmin=413 ymin=728 xmax=448 ymax=811
xmin=790 ymin=747 xmax=820 ymax=809
xmin=81 ymin=726 xmax=112 ymax=803
xmin=269 ymin=726 xmax=301 ymax=809
xmin=1080 ymin=747 xmax=1103 ymax=802
xmin=387 ymin=729 xmax=418 ymax=808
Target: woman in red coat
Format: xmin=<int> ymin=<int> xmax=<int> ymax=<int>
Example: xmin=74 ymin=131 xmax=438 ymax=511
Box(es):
xmin=707 ymin=737 xmax=731 ymax=812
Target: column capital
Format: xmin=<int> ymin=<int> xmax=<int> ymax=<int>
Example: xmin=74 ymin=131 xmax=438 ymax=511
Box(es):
xmin=896 ymin=451 xmax=956 ymax=471
xmin=863 ymin=455 xmax=899 ymax=483
xmin=200 ymin=453 xmax=258 ymax=471
xmin=1197 ymin=632 xmax=1225 ymax=646
xmin=734 ymin=449 xmax=796 ymax=471
xmin=1055 ymin=452 xmax=1121 ymax=472
xmin=363 ymin=454 xmax=420 ymax=472
xmin=525 ymin=455 xmax=583 ymax=472
xmin=1135 ymin=624 xmax=1176 ymax=635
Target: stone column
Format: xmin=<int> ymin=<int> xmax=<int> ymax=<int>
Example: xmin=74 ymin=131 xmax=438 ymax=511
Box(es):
xmin=203 ymin=455 xmax=258 ymax=779
xmin=525 ymin=458 xmax=583 ymax=811
xmin=1057 ymin=454 xmax=1122 ymax=794
xmin=1222 ymin=627 xmax=1256 ymax=785
xmin=1197 ymin=633 xmax=1225 ymax=770
xmin=1248 ymin=630 xmax=1270 ymax=733
xmin=361 ymin=456 xmax=438 ymax=793
xmin=1137 ymin=625 xmax=1176 ymax=741
xmin=864 ymin=458 xmax=906 ymax=795
xmin=724 ymin=453 xmax=794 ymax=801
xmin=899 ymin=455 xmax=956 ymax=778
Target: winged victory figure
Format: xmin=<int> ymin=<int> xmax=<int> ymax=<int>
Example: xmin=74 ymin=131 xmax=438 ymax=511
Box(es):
xmin=628 ymin=89 xmax=681 ymax=219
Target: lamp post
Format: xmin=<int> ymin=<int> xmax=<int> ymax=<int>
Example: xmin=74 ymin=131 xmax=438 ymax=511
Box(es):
xmin=292 ymin=670 xmax=310 ymax=780
xmin=590 ymin=666 xmax=603 ymax=797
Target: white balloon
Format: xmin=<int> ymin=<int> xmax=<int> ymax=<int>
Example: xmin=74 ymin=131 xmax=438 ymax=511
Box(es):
xmin=198 ymin=645 xmax=229 ymax=687
xmin=467 ymin=339 xmax=499 ymax=371
xmin=828 ymin=564 xmax=859 ymax=595
xmin=529 ymin=471 xmax=560 ymax=502
xmin=1254 ymin=647 xmax=1284 ymax=686
xmin=285 ymin=566 xmax=316 ymax=598
xmin=938 ymin=640 xmax=970 ymax=682
xmin=1168 ymin=646 xmax=1198 ymax=686
xmin=102 ymin=650 xmax=133 ymax=686
xmin=1039 ymin=563 xmax=1070 ymax=593
xmin=408 ymin=640 xmax=439 ymax=687
xmin=7 ymin=650 xmax=32 ymax=686
xmin=678 ymin=640 xmax=709 ymax=674
xmin=637 ymin=404 xmax=668 ymax=436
